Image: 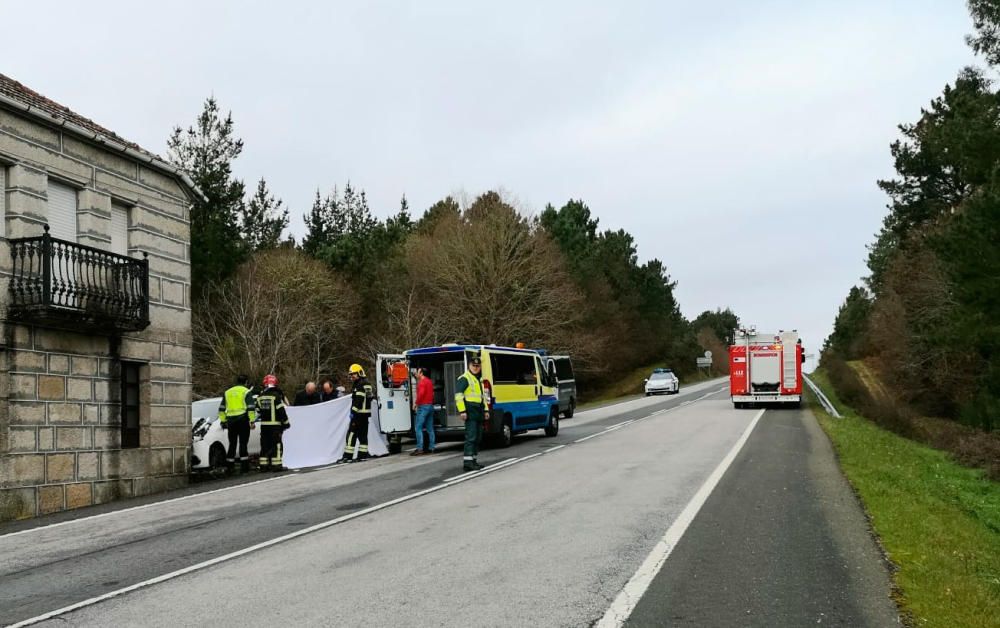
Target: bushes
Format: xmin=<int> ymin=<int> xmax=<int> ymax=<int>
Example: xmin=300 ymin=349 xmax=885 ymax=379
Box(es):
xmin=823 ymin=355 xmax=1000 ymax=480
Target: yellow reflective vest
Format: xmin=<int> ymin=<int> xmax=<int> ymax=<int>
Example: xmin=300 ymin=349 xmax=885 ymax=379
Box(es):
xmin=454 ymin=371 xmax=484 ymax=413
xmin=218 ymin=385 xmax=256 ymax=423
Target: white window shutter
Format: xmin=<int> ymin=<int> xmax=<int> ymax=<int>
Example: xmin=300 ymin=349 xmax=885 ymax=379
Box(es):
xmin=47 ymin=180 xmax=77 ymax=241
xmin=110 ymin=203 xmax=128 ymax=255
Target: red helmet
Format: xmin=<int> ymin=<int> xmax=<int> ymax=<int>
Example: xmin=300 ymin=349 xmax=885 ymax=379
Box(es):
xmin=263 ymin=374 xmax=278 ymax=387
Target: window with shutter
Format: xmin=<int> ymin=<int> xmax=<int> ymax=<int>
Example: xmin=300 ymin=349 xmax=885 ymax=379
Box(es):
xmin=110 ymin=203 xmax=129 ymax=255
xmin=47 ymin=180 xmax=77 ymax=241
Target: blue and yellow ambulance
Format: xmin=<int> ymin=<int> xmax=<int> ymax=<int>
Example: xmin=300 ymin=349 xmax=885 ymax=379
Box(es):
xmin=376 ymin=344 xmax=560 ymax=452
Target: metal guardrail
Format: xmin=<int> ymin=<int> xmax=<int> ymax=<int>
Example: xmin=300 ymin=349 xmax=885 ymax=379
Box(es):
xmin=803 ymin=375 xmax=842 ymax=418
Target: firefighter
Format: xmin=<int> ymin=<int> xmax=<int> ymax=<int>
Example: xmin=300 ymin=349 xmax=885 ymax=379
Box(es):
xmin=456 ymin=355 xmax=489 ymax=472
xmin=217 ymin=375 xmax=256 ymax=473
xmin=255 ymin=374 xmax=290 ymax=472
xmin=341 ymin=364 xmax=373 ymax=463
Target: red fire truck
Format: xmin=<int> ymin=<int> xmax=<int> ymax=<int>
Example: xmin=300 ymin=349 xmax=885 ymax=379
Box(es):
xmin=729 ymin=328 xmax=805 ymax=408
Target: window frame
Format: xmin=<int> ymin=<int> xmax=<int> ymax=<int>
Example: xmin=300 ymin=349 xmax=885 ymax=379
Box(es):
xmin=489 ymin=352 xmax=537 ymax=386
xmin=120 ymin=361 xmax=142 ymax=449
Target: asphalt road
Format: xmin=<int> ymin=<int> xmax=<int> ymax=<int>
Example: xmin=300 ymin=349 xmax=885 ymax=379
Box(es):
xmin=0 ymin=379 xmax=897 ymax=627
xmin=0 ymin=380 xmax=721 ymax=625
xmin=623 ymin=401 xmax=900 ymax=627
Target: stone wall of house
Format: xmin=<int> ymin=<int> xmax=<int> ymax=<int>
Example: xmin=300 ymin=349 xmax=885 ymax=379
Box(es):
xmin=0 ymin=106 xmax=193 ymax=520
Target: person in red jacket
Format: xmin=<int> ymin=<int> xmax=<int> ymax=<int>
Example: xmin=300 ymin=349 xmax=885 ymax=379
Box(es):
xmin=411 ymin=367 xmax=436 ymax=455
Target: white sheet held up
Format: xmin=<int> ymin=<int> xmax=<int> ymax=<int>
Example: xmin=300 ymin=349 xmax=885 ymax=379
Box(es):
xmin=283 ymin=396 xmax=388 ymax=469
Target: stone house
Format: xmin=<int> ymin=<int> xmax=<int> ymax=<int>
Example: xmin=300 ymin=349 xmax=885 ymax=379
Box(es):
xmin=0 ymin=74 xmax=198 ymax=520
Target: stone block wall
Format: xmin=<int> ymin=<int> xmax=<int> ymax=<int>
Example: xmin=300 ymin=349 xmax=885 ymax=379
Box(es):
xmin=0 ymin=106 xmax=194 ymax=520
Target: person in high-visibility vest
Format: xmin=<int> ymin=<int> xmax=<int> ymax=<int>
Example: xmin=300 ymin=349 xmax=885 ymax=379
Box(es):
xmin=456 ymin=356 xmax=489 ymax=471
xmin=341 ymin=364 xmax=373 ymax=463
xmin=255 ymin=374 xmax=290 ymax=472
xmin=218 ymin=375 xmax=257 ymax=473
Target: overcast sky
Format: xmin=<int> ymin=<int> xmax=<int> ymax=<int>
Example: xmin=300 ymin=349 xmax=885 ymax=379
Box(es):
xmin=1 ymin=1 xmax=979 ymax=366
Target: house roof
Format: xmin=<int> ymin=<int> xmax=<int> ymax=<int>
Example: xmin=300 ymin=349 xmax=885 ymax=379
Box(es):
xmin=0 ymin=73 xmax=154 ymax=157
xmin=0 ymin=72 xmax=202 ymax=200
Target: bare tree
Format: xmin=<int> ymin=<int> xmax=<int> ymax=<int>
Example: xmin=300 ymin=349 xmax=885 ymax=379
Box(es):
xmin=192 ymin=248 xmax=360 ymax=395
xmin=400 ymin=192 xmax=597 ymax=361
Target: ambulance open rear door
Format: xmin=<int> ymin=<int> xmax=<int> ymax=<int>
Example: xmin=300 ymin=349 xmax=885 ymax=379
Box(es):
xmin=376 ymin=354 xmax=412 ymax=441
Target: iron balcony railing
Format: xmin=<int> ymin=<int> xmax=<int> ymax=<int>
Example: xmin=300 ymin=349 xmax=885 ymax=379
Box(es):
xmin=7 ymin=225 xmax=150 ymax=332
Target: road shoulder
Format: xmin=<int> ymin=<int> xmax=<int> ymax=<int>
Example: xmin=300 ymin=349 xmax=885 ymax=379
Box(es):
xmin=624 ymin=405 xmax=900 ymax=627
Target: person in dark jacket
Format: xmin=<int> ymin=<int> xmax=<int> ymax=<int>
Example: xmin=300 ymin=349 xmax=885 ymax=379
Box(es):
xmin=255 ymin=374 xmax=290 ymax=471
xmin=341 ymin=364 xmax=373 ymax=463
xmin=293 ymin=381 xmax=321 ymax=406
xmin=320 ymin=379 xmax=340 ymax=402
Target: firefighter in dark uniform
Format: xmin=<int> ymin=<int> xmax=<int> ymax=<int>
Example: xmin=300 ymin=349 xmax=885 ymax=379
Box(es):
xmin=456 ymin=356 xmax=489 ymax=472
xmin=341 ymin=363 xmax=373 ymax=463
xmin=255 ymin=374 xmax=290 ymax=472
xmin=218 ymin=375 xmax=256 ymax=473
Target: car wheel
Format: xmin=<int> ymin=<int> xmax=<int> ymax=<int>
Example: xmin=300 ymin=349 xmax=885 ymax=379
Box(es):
xmin=564 ymin=399 xmax=575 ymax=419
xmin=545 ymin=409 xmax=559 ymax=437
xmin=497 ymin=417 xmax=514 ymax=448
xmin=209 ymin=443 xmax=227 ymax=470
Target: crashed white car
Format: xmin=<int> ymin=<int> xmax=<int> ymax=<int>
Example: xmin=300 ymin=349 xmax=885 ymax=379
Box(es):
xmin=644 ymin=369 xmax=679 ymax=396
xmin=191 ymin=397 xmax=261 ymax=470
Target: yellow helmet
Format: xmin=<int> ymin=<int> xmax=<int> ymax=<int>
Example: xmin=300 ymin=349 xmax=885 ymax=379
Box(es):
xmin=349 ymin=363 xmax=366 ymax=378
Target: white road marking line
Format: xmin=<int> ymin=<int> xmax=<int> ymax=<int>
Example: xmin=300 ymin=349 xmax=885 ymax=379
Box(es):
xmin=595 ymin=408 xmax=766 ymax=628
xmin=8 ymin=449 xmax=549 ymax=627
xmin=680 ymin=401 xmax=692 ymax=407
xmin=443 ymin=458 xmax=519 ymax=483
xmin=544 ymin=445 xmax=566 ymax=453
xmin=8 ymin=385 xmax=734 ymax=626
xmin=0 ymin=475 xmax=292 ymax=540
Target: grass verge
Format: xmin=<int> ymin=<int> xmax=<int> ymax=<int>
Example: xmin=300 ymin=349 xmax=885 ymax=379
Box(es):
xmin=808 ymin=370 xmax=1000 ymax=627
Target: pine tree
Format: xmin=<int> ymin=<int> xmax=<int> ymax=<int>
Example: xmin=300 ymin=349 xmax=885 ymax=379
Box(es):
xmin=241 ymin=178 xmax=289 ymax=252
xmin=301 ymin=189 xmax=337 ymax=257
xmin=167 ymin=97 xmax=247 ymax=295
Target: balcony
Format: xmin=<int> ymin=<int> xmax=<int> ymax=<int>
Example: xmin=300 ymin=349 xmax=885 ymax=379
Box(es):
xmin=7 ymin=225 xmax=150 ymax=333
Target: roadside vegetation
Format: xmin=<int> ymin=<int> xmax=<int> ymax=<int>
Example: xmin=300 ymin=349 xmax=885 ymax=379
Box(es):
xmin=168 ymin=96 xmax=741 ymax=397
xmin=808 ymin=371 xmax=1000 ymax=628
xmin=824 ymin=0 xmax=1000 ymax=436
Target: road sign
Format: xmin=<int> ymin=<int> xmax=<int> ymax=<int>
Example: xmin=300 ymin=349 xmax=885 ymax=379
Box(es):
xmin=696 ymin=357 xmax=712 ymax=367
xmin=704 ymin=350 xmax=712 ymax=359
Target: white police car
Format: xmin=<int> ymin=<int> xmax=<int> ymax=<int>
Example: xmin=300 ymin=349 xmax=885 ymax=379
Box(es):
xmin=644 ymin=368 xmax=679 ymax=395
xmin=191 ymin=397 xmax=261 ymax=470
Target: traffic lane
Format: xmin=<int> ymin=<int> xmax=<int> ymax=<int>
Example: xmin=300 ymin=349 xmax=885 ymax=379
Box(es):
xmin=0 ymin=378 xmax=725 ymax=538
xmin=420 ymin=380 xmax=727 ymax=461
xmin=38 ymin=399 xmax=756 ymax=627
xmin=0 ymin=387 xmax=722 ymax=624
xmin=0 ymin=454 xmax=458 ymax=623
xmin=623 ymin=406 xmax=899 ymax=627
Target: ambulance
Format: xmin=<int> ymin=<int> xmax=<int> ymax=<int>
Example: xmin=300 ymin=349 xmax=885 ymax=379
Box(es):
xmin=729 ymin=327 xmax=805 ymax=408
xmin=376 ymin=344 xmax=561 ymax=453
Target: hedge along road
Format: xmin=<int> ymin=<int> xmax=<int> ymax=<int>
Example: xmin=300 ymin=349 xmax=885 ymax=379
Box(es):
xmin=0 ymin=379 xmax=726 ymax=626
